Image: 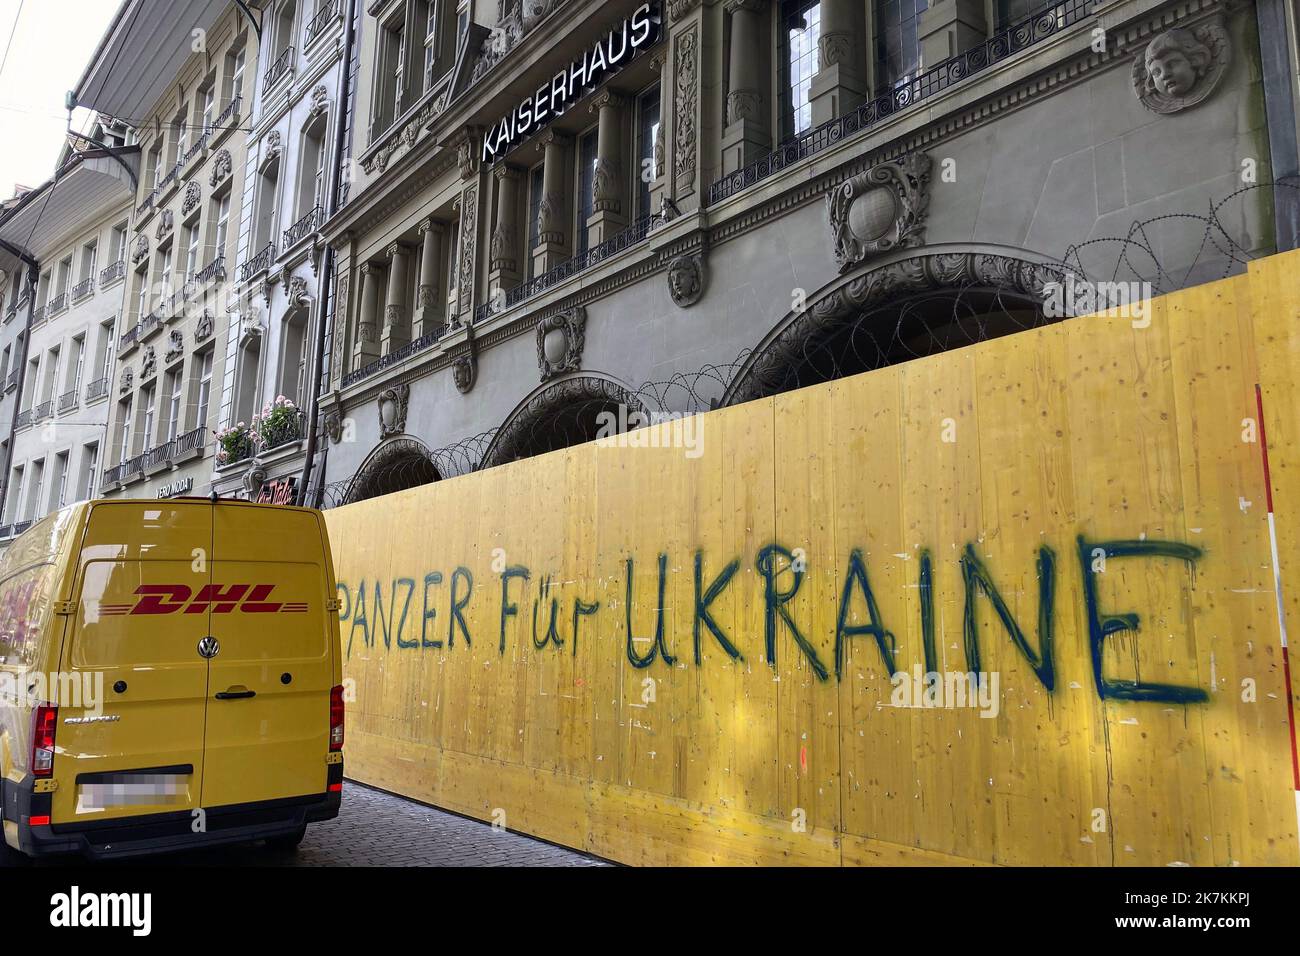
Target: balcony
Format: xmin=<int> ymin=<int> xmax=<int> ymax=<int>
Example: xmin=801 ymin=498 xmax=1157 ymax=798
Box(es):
xmin=144 ymin=440 xmax=173 ymax=473
xmin=48 ymin=292 xmax=68 ymax=315
xmin=473 ymin=214 xmax=661 ymax=326
xmin=283 ymin=205 xmax=322 ymax=252
xmin=304 ymin=0 xmax=339 ymax=45
xmin=119 ymin=322 xmax=141 ymax=356
xmin=213 ymin=94 xmax=241 ymax=133
xmin=173 ymin=425 xmax=207 ymax=460
xmin=707 ymin=0 xmax=1094 ymax=206
xmin=264 ymin=46 xmax=294 ymax=94
xmin=343 ymin=328 xmax=441 ymax=390
xmin=12 ymin=519 xmax=30 ymax=536
xmin=85 ymin=376 xmax=109 ymax=402
xmin=58 ymin=389 xmax=78 ymax=413
xmin=30 ymin=304 xmax=47 ymax=329
xmin=71 ymin=277 xmax=95 ymax=303
xmin=15 ymin=408 xmax=32 ymax=429
xmin=186 ymin=255 xmax=226 ymax=301
xmin=261 ymin=410 xmax=306 ymax=453
xmin=34 ymin=400 xmax=52 ymax=422
xmin=140 ymin=307 xmax=164 ymax=340
xmin=100 ymin=259 xmax=126 ymax=287
xmin=239 ymin=242 xmax=276 ymax=283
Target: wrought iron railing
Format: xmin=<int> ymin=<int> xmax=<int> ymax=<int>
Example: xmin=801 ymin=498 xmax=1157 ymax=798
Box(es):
xmin=100 ymin=259 xmax=126 ymax=287
xmin=240 ymin=242 xmax=276 ymax=283
xmin=182 ymin=130 xmax=209 ymax=167
xmin=194 ymin=255 xmax=226 ymax=287
xmin=305 ymin=0 xmax=339 ymax=44
xmin=342 ymin=328 xmax=440 ymax=390
xmin=119 ymin=322 xmax=141 ymax=353
xmin=283 ymin=204 xmax=321 ymax=250
xmin=706 ymin=0 xmax=1094 ymax=205
xmin=265 ymin=46 xmax=294 ymax=91
xmin=144 ymin=440 xmax=173 ymax=471
xmin=34 ymin=400 xmax=52 ymax=422
xmin=214 ymin=94 xmax=241 ymax=131
xmin=30 ymin=304 xmax=47 ymax=328
xmin=58 ymin=389 xmax=78 ymax=412
xmin=140 ymin=309 xmax=163 ymax=340
xmin=71 ymin=277 xmax=95 ymax=302
xmin=48 ymin=292 xmax=68 ymax=314
xmin=260 ymin=410 xmax=306 ymax=451
xmin=15 ymin=408 xmax=32 ymax=429
xmin=12 ymin=519 xmax=30 ymax=536
xmin=474 ymin=214 xmax=660 ymax=325
xmin=174 ymin=425 xmax=206 ymax=457
xmin=85 ymin=376 xmax=109 ymax=402
xmin=101 ymin=461 xmax=125 ymax=487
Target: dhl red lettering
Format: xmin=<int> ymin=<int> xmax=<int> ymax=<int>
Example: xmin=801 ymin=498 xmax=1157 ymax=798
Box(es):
xmin=130 ymin=584 xmax=193 ymax=615
xmin=185 ymin=583 xmax=251 ymax=614
xmin=240 ymin=583 xmax=282 ymax=613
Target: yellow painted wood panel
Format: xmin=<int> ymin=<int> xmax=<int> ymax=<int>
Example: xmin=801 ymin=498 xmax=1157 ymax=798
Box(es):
xmin=326 ymin=251 xmax=1300 ymax=866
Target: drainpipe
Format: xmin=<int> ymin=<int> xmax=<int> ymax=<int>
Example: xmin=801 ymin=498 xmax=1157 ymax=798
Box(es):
xmin=0 ymin=262 xmax=40 ymax=524
xmin=297 ymin=0 xmax=358 ymax=507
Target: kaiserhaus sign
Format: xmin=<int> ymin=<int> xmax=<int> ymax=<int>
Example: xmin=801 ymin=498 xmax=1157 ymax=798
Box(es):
xmin=481 ymin=2 xmax=662 ymax=164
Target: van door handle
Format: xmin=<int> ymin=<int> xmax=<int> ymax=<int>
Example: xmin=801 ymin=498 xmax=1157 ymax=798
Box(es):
xmin=215 ymin=689 xmax=256 ymax=700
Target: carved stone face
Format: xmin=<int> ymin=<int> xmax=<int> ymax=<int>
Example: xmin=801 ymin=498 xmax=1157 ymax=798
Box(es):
xmin=1145 ymin=44 xmax=1196 ymax=97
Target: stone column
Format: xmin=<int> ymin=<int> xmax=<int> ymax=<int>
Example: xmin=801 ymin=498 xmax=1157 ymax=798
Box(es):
xmin=415 ymin=219 xmax=445 ymax=338
xmin=489 ymin=164 xmax=522 ymax=295
xmin=352 ymin=262 xmax=381 ymax=370
xmin=809 ymin=0 xmax=867 ymax=125
xmin=721 ymin=0 xmax=769 ymax=175
xmin=587 ymin=91 xmax=628 ymax=247
xmin=533 ymin=130 xmax=571 ymax=276
xmin=381 ymin=243 xmax=410 ymax=355
xmin=918 ymin=0 xmax=988 ymax=71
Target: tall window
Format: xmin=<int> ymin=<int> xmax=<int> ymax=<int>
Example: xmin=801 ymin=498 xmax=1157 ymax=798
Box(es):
xmin=779 ymin=0 xmax=821 ymax=140
xmin=26 ymin=459 xmax=44 ymax=520
xmin=225 ymin=43 xmax=247 ymax=104
xmin=110 ymin=222 xmax=127 ymax=263
xmin=527 ymin=164 xmax=544 ymax=275
xmin=98 ymin=318 xmax=115 ymax=380
xmin=69 ymin=335 xmax=84 ymax=394
xmin=149 ymin=141 xmax=163 ymax=189
xmin=876 ymin=0 xmax=924 ymax=89
xmin=80 ymin=442 xmax=99 ymax=500
xmin=279 ymin=312 xmax=308 ymax=409
xmin=141 ymin=384 xmax=156 ymax=450
xmin=184 ymin=223 xmax=201 ymax=278
xmin=156 ymin=245 xmax=174 ymax=301
xmin=56 ymin=257 xmax=72 ymax=298
xmin=298 ymin=117 xmax=327 ymax=218
xmin=213 ymin=193 xmax=231 ymax=258
xmin=576 ymin=129 xmax=598 ymax=256
xmin=135 ymin=271 xmax=149 ymax=320
xmin=201 ymin=83 xmax=216 ymax=132
xmin=275 ymin=1 xmax=297 ymax=55
xmin=636 ymin=86 xmax=661 ymax=218
xmin=52 ymin=452 xmax=68 ymax=510
xmin=195 ymin=349 xmax=214 ymax=428
xmin=80 ymin=241 xmax=98 ymax=282
xmin=173 ymin=109 xmax=189 ymax=165
xmin=118 ymin=397 xmax=133 ymax=462
xmin=422 ymin=0 xmax=437 ymax=89
xmin=445 ymin=214 xmax=460 ymax=311
xmin=165 ymin=367 xmax=183 ymax=441
xmin=996 ymin=0 xmax=1038 ymax=28
xmin=254 ymin=158 xmax=280 ymax=250
xmin=373 ymin=15 xmax=407 ymax=137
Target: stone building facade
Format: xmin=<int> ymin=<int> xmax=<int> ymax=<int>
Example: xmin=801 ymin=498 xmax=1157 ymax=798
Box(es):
xmin=212 ymin=0 xmax=353 ymax=504
xmin=308 ymin=0 xmax=1294 ymax=505
xmin=75 ymin=2 xmax=261 ymax=503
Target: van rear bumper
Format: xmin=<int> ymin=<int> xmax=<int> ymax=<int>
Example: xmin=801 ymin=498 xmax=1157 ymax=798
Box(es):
xmin=4 ymin=766 xmax=342 ymax=861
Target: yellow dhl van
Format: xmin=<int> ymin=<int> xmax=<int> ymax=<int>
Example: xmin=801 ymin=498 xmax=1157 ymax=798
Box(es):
xmin=0 ymin=498 xmax=344 ymax=860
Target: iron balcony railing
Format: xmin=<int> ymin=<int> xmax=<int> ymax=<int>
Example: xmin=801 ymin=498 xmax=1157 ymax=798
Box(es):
xmin=34 ymin=400 xmax=52 ymax=422
xmin=706 ymin=0 xmax=1094 ymax=205
xmin=214 ymin=94 xmax=242 ymax=131
xmin=101 ymin=462 xmax=124 ymax=487
xmin=15 ymin=408 xmax=32 ymax=429
xmin=265 ymin=46 xmax=294 ymax=91
xmin=140 ymin=308 xmax=164 ymax=340
xmin=144 ymin=440 xmax=173 ymax=471
xmin=30 ymin=304 xmax=47 ymax=327
xmin=71 ymin=277 xmax=95 ymax=302
xmin=283 ymin=204 xmax=321 ymax=250
xmin=174 ymin=425 xmax=206 ymax=457
xmin=58 ymin=389 xmax=78 ymax=412
xmin=240 ymin=242 xmax=276 ymax=283
xmin=474 ymin=214 xmax=661 ymax=325
xmin=12 ymin=519 xmax=30 ymax=536
xmin=100 ymin=259 xmax=126 ymax=287
xmin=305 ymin=0 xmax=339 ymax=44
xmin=260 ymin=410 xmax=306 ymax=451
xmin=194 ymin=255 xmax=226 ymax=287
xmin=48 ymin=292 xmax=68 ymax=314
xmin=119 ymin=322 xmax=141 ymax=352
xmin=342 ymin=329 xmax=441 ymax=390
xmin=85 ymin=376 xmax=109 ymax=402
xmin=182 ymin=130 xmax=209 ymax=168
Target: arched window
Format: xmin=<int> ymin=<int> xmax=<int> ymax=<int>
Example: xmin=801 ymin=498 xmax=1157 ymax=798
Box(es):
xmin=234 ymin=337 xmax=261 ymax=427
xmin=253 ymin=154 xmax=281 ymax=251
xmin=297 ymin=114 xmax=327 ymax=219
xmin=278 ymin=308 xmax=309 ymax=409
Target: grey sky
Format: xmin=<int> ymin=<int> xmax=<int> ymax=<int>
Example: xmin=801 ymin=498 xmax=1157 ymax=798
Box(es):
xmin=0 ymin=0 xmax=120 ymax=201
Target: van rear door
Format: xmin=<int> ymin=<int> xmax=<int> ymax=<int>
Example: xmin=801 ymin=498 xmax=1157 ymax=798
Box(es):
xmin=53 ymin=501 xmax=212 ymax=825
xmin=200 ymin=503 xmax=332 ymax=809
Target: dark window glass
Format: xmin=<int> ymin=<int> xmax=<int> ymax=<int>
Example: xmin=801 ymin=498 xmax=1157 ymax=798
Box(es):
xmin=779 ymin=0 xmax=821 ymax=140
xmin=636 ymin=85 xmax=661 ymax=219
xmin=577 ymin=130 xmax=598 ymax=256
xmin=876 ymin=0 xmax=925 ymax=89
xmin=996 ymin=0 xmax=1040 ymax=28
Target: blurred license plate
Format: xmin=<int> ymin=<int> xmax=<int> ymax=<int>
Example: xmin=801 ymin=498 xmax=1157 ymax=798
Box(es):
xmin=77 ymin=773 xmax=189 ymax=811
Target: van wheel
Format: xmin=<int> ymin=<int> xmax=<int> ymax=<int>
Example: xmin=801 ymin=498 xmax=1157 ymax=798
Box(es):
xmin=265 ymin=826 xmax=307 ymax=853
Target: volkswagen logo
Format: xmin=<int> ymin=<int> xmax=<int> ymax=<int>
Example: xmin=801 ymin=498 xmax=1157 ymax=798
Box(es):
xmin=197 ymin=636 xmax=220 ymax=659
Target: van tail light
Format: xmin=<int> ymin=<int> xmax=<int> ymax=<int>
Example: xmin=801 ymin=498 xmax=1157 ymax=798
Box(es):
xmin=329 ymin=685 xmax=345 ymax=751
xmin=32 ymin=704 xmax=57 ymax=777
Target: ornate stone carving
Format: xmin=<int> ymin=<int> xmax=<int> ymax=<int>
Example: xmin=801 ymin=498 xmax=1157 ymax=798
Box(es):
xmin=819 ymin=31 xmax=852 ymax=70
xmin=181 ymin=181 xmax=201 ymax=217
xmin=457 ymin=133 xmax=480 ymax=179
xmin=310 ymin=84 xmax=329 ymax=117
xmin=287 ymin=275 xmax=308 ymax=304
xmin=453 ymin=355 xmax=477 ymax=394
xmin=1132 ymin=18 xmax=1230 ymax=115
xmin=140 ymin=345 xmax=157 ymax=381
xmin=592 ymin=158 xmax=622 ymax=213
xmin=457 ymin=183 xmax=478 ymax=310
xmin=265 ymin=130 xmax=282 ymax=165
xmin=164 ymin=329 xmax=185 ymax=364
xmin=243 ymin=459 xmax=267 ymax=498
xmin=537 ymin=194 xmax=564 ymax=244
xmin=195 ymin=309 xmax=215 ymax=342
xmin=325 ymin=410 xmax=343 ymax=444
xmin=209 ymin=149 xmax=232 ymax=188
xmin=521 ymin=0 xmax=560 ymax=31
xmin=471 ymin=4 xmax=524 ymax=83
xmin=132 ymin=235 xmax=150 ymax=265
xmin=667 ymin=0 xmax=700 ymax=19
xmin=331 ymin=269 xmax=350 ymax=385
xmin=827 ymin=152 xmax=932 ymax=273
xmin=726 ymin=89 xmax=762 ymax=125
xmin=155 ymin=209 xmax=174 ymax=242
xmin=377 ymin=383 xmax=410 ymax=438
xmin=674 ymin=27 xmax=699 ymax=189
xmin=118 ymin=367 xmax=133 ymax=395
xmin=667 ymin=254 xmax=706 ymax=308
xmin=536 ymin=306 xmax=586 ymax=381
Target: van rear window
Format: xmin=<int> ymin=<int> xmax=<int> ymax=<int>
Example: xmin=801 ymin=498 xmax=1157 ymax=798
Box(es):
xmin=0 ymin=565 xmax=56 ymax=668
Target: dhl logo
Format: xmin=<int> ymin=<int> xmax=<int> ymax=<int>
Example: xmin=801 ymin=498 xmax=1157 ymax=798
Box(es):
xmin=100 ymin=584 xmax=309 ymax=616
